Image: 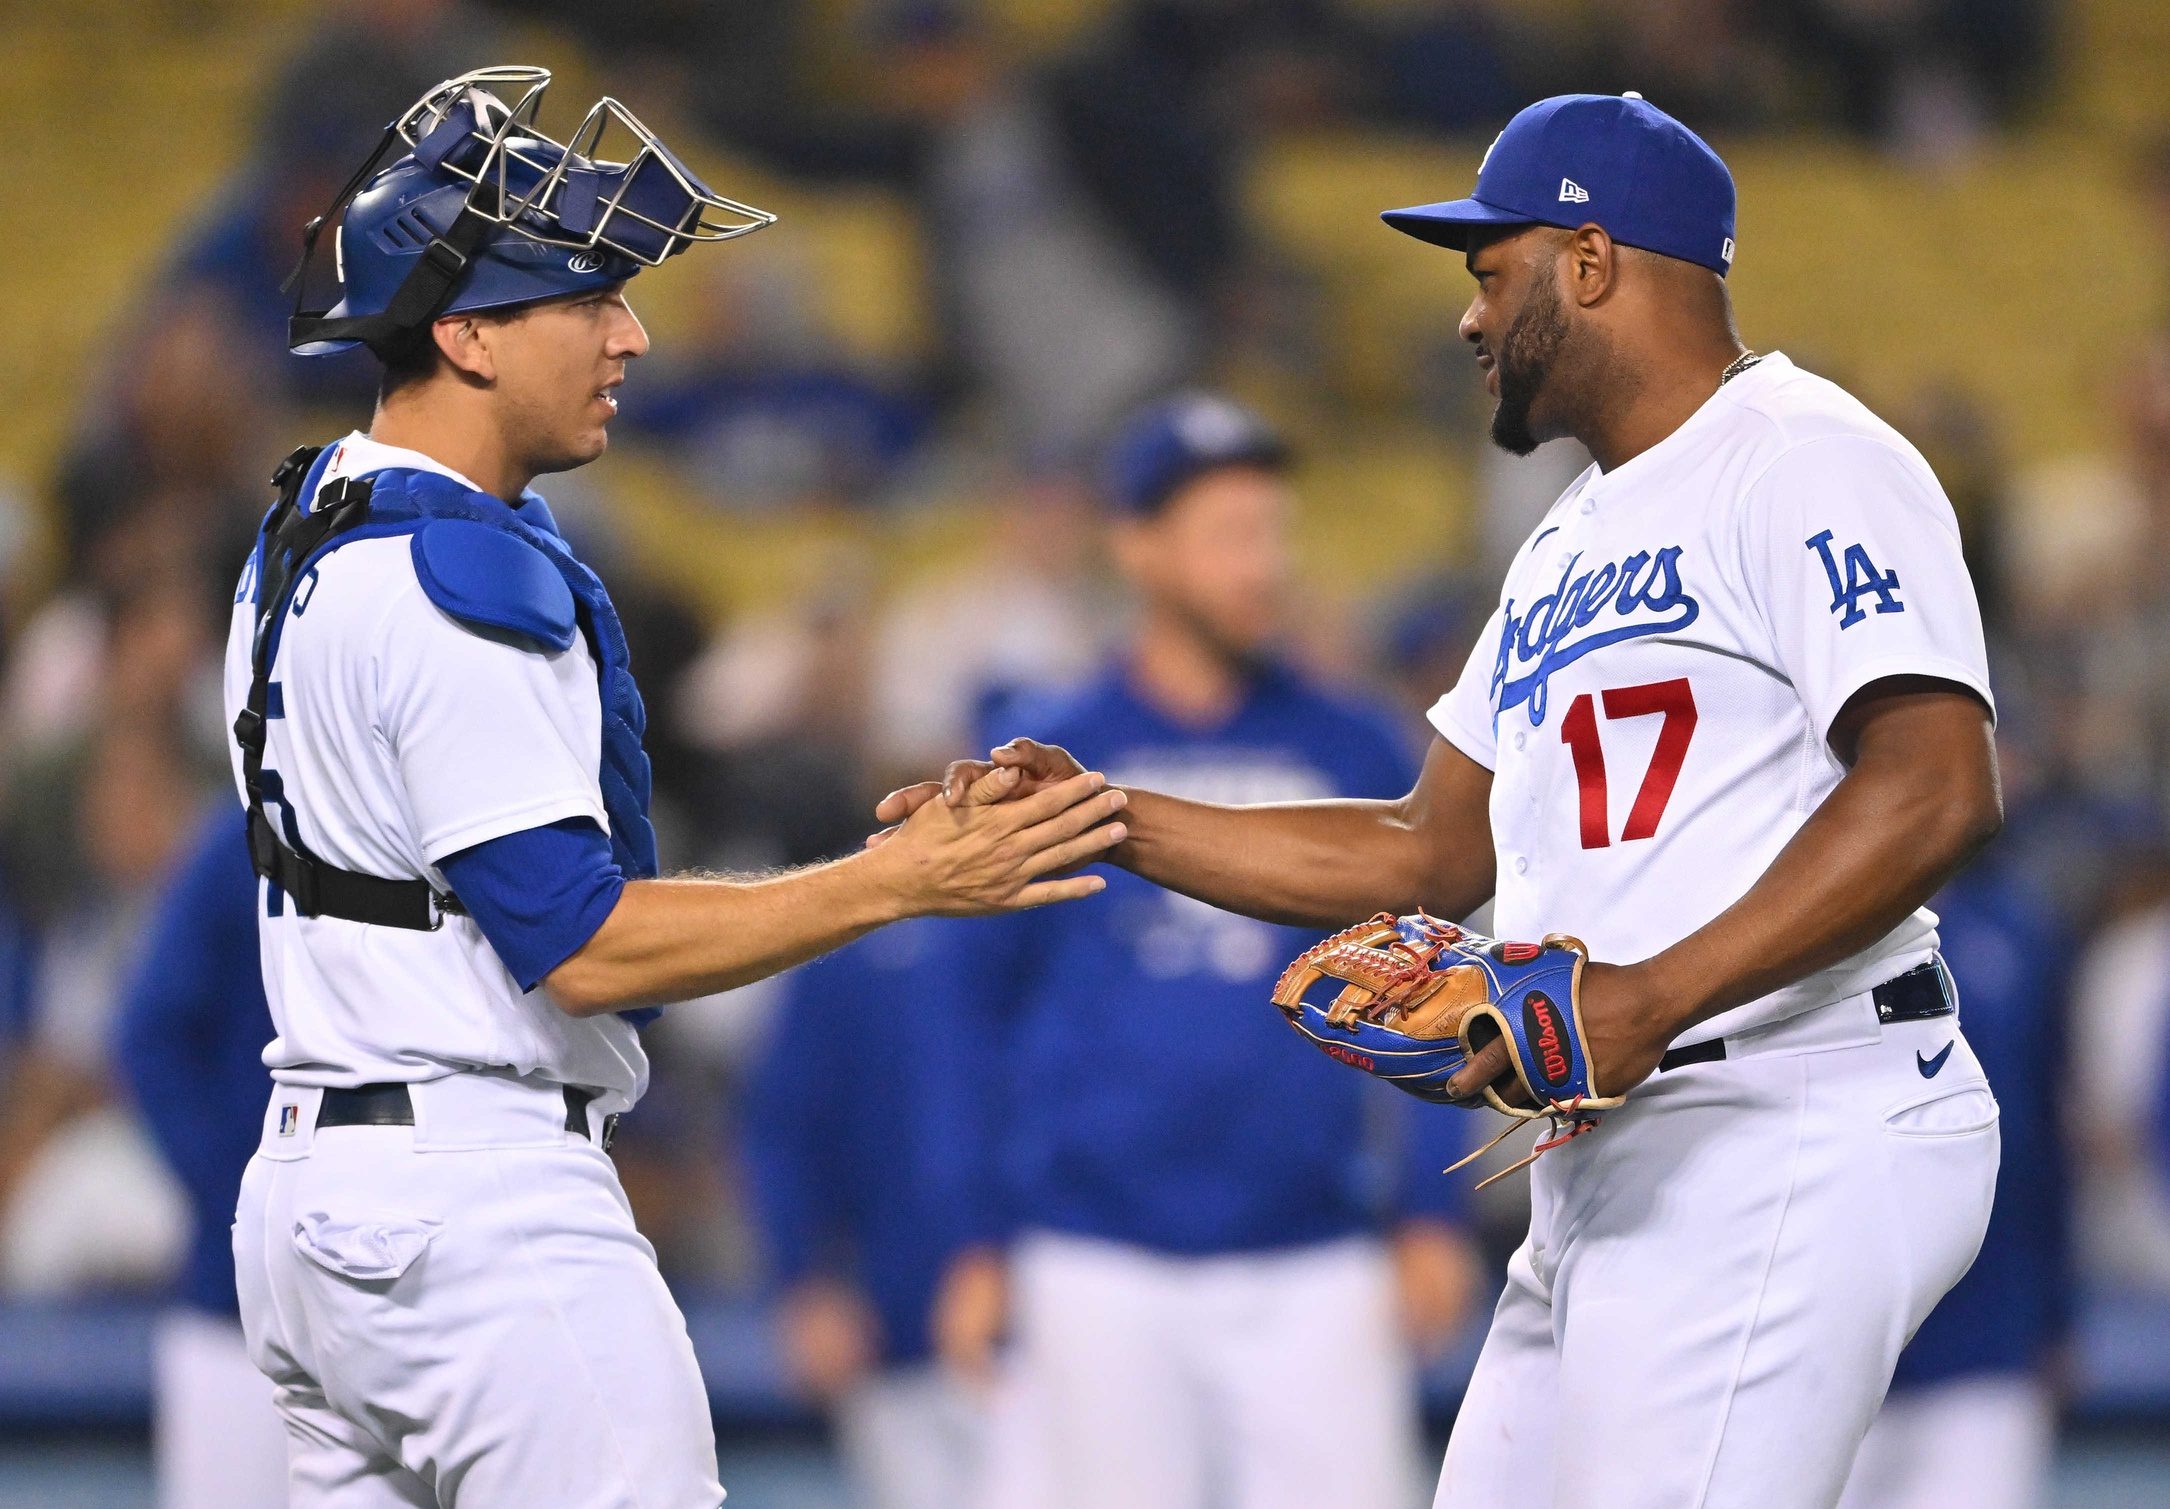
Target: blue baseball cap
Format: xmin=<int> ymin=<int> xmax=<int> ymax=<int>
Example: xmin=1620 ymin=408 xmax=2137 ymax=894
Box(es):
xmin=1104 ymin=393 xmax=1291 ymax=516
xmin=1382 ymin=93 xmax=1737 ymax=276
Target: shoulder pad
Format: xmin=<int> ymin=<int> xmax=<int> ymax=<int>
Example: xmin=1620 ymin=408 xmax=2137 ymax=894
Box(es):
xmin=410 ymin=519 xmax=577 ymax=653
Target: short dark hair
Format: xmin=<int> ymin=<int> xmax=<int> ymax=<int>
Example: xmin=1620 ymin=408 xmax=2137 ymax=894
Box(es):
xmin=372 ymin=323 xmax=444 ymax=400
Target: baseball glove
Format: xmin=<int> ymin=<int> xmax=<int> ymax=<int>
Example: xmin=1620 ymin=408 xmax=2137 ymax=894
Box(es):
xmin=1270 ymin=913 xmax=1624 ymax=1180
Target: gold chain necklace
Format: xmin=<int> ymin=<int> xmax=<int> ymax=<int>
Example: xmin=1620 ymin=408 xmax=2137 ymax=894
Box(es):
xmin=1719 ymin=349 xmax=1764 ymax=385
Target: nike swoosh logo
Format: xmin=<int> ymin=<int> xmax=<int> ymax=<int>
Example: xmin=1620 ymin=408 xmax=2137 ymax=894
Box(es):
xmin=1916 ymin=1041 xmax=1955 ymax=1078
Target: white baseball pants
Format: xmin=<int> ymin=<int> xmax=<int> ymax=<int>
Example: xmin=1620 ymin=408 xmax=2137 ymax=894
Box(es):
xmin=1434 ymin=998 xmax=1999 ymax=1509
xmin=233 ymin=1074 xmax=723 ymax=1508
xmin=976 ymin=1231 xmax=1426 ymax=1509
xmin=834 ymin=1364 xmax=988 ymax=1509
xmin=1837 ymin=1372 xmax=2056 ymax=1509
xmin=153 ymin=1308 xmax=290 ymax=1509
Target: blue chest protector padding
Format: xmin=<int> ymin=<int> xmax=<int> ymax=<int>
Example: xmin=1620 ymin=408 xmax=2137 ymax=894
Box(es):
xmin=246 ymin=451 xmax=660 ymax=1023
xmin=359 ymin=467 xmax=661 ymax=881
xmin=410 ymin=519 xmax=578 ymax=655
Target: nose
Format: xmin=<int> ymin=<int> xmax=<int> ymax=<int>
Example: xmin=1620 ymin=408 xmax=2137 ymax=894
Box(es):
xmin=1459 ymin=298 xmax=1483 ymax=346
xmin=610 ymin=302 xmax=651 ymax=361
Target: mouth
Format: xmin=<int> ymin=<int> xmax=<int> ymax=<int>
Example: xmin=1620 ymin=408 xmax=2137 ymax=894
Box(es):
xmin=1476 ymin=352 xmax=1497 ymax=396
xmin=595 ymin=377 xmax=623 ymax=417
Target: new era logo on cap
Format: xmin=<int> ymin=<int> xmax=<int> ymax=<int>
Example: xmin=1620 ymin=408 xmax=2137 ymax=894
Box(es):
xmin=1559 ymin=179 xmax=1590 ymax=204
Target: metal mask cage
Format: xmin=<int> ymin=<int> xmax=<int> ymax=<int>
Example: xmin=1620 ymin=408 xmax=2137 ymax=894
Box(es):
xmin=395 ymin=67 xmax=776 ymax=266
xmin=285 ymin=65 xmax=776 ymax=353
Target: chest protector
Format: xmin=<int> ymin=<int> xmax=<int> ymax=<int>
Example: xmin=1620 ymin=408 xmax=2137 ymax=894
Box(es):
xmin=235 ymin=445 xmax=658 ymax=931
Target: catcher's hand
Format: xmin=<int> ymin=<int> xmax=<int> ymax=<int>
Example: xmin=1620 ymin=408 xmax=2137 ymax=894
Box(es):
xmin=1271 ymin=913 xmax=1626 ymax=1126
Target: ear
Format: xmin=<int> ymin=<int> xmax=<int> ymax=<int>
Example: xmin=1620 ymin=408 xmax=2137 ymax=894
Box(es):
xmin=1564 ymin=224 xmax=1618 ymax=308
xmin=432 ymin=314 xmax=497 ymax=382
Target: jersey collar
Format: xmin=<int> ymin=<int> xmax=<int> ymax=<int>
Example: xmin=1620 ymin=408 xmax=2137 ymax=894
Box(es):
xmin=1583 ymin=349 xmax=1794 ymax=495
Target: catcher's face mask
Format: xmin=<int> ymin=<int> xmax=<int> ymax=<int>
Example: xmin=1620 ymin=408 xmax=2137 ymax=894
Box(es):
xmin=288 ymin=66 xmax=775 ymax=356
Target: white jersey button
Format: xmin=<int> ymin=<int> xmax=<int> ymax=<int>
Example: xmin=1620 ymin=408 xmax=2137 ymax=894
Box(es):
xmin=1513 ymin=731 xmax=1528 ymax=750
xmin=1513 ymin=856 xmax=1530 ymax=876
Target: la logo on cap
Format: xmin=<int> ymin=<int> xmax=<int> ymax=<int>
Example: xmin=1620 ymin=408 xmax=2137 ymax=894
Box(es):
xmin=1559 ymin=179 xmax=1590 ymax=204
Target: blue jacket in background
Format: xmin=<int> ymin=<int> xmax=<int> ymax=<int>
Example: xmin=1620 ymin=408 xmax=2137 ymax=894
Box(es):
xmin=1890 ymin=852 xmax=2073 ymax=1388
xmin=741 ymin=919 xmax=986 ymax=1367
xmin=937 ymin=661 xmax=1473 ymax=1255
xmin=112 ymin=809 xmax=273 ymax=1319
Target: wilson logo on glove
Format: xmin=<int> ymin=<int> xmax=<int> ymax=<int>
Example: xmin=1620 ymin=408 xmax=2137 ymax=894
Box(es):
xmin=1270 ymin=913 xmax=1623 ymax=1187
xmin=1523 ymin=992 xmax=1571 ymax=1088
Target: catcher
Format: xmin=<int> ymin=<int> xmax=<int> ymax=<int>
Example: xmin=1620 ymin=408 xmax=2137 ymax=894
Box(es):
xmin=878 ymin=94 xmax=2002 ymax=1509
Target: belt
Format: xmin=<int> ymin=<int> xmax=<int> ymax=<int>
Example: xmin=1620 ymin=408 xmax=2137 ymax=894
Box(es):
xmin=1657 ymin=958 xmax=1954 ymax=1074
xmin=317 ymin=1081 xmax=620 ymax=1151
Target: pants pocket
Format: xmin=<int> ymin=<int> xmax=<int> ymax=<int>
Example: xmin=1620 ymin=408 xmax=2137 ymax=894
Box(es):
xmin=291 ymin=1211 xmax=442 ymax=1282
xmin=1883 ymin=1084 xmax=1999 ymax=1137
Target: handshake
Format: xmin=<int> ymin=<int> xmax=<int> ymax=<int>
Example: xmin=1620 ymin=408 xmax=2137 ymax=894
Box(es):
xmin=859 ymin=738 xmax=1117 ymax=917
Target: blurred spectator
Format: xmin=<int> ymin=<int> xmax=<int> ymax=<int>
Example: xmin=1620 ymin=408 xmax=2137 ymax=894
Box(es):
xmin=1771 ymin=0 xmax=2055 ymax=158
xmin=882 ymin=4 xmax=1205 ymax=458
xmin=741 ymin=919 xmax=991 ymax=1509
xmin=51 ymin=290 xmax=277 ymax=600
xmin=3 ymin=552 xmax=227 ymax=788
xmin=1838 ymin=838 xmax=2075 ymax=1509
xmin=112 ymin=808 xmax=287 ymax=1509
xmin=925 ymin=396 xmax=1478 ymax=1509
xmin=619 ymin=243 xmax=934 ymax=511
xmin=2055 ymin=331 xmax=2170 ymax=814
xmin=1363 ymin=0 xmax=1538 ymax=136
xmin=676 ymin=551 xmax=886 ymax=867
xmin=2067 ymin=861 xmax=2170 ymax=1293
xmin=0 ymin=718 xmax=205 ymax=1295
xmin=1597 ymin=0 xmax=1791 ymax=133
xmin=867 ymin=471 xmax=1112 ymax=787
xmin=170 ymin=0 xmax=498 ymax=407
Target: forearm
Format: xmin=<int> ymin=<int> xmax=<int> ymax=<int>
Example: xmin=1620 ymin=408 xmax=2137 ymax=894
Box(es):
xmin=1638 ymin=706 xmax=2000 ymax=1035
xmin=545 ymin=854 xmax=906 ymax=1013
xmin=1114 ymin=788 xmax=1491 ymax=929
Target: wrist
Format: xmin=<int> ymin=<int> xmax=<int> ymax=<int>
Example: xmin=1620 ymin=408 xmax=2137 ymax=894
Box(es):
xmin=1618 ymin=951 xmax=1708 ymax=1038
xmin=837 ymin=845 xmax=922 ymax=927
xmin=1104 ymin=786 xmax=1143 ymax=871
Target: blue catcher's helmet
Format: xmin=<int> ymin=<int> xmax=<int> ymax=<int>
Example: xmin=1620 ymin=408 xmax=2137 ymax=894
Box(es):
xmin=289 ymin=66 xmax=775 ymax=357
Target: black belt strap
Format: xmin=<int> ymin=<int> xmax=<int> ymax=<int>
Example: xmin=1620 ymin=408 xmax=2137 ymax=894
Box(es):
xmin=1657 ymin=959 xmax=1955 ymax=1074
xmin=235 ymin=447 xmax=464 ymax=930
xmin=317 ymin=1082 xmax=618 ymax=1150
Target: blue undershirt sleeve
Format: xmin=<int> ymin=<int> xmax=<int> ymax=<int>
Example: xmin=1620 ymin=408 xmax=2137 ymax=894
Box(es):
xmin=437 ymin=817 xmax=625 ymax=992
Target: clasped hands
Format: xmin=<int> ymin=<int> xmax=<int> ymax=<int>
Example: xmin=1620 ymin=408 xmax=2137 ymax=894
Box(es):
xmin=864 ymin=739 xmax=1126 ymax=915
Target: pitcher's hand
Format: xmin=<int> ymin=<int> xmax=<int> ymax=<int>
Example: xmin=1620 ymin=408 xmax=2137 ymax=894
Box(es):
xmin=871 ymin=738 xmax=1091 ymax=846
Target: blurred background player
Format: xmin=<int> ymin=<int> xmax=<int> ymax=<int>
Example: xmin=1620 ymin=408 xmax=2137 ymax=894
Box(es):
xmin=922 ymin=393 xmax=1483 ymax=1509
xmin=1838 ymin=828 xmax=2075 ymax=1509
xmin=741 ymin=918 xmax=991 ymax=1509
xmin=114 ymin=809 xmax=287 ymax=1509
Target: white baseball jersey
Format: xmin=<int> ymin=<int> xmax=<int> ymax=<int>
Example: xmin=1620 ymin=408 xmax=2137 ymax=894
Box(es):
xmin=222 ymin=433 xmax=645 ymax=1106
xmin=1430 ymin=353 xmax=1992 ymax=1046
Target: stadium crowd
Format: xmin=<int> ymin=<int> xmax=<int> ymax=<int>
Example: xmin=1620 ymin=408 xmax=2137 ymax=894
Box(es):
xmin=2 ymin=0 xmax=2167 ymax=1504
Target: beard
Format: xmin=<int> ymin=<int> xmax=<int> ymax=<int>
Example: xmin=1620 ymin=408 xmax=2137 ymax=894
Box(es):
xmin=1489 ymin=272 xmax=1572 ymax=457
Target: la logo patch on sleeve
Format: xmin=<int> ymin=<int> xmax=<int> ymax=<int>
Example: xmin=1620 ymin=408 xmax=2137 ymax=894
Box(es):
xmin=1806 ymin=530 xmax=1904 ymax=628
